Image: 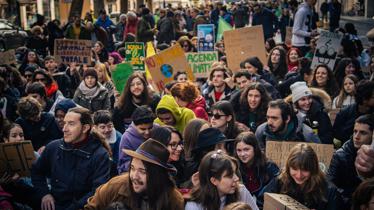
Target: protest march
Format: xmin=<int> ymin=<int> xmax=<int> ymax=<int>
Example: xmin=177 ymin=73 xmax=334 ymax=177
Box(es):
xmin=0 ymin=0 xmax=374 ymax=209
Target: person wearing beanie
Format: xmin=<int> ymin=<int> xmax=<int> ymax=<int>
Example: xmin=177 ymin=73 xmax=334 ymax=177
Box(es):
xmin=54 ymin=99 xmax=77 ymax=130
xmin=290 ymin=81 xmax=333 ymax=144
xmin=73 ymin=68 xmax=110 ymax=112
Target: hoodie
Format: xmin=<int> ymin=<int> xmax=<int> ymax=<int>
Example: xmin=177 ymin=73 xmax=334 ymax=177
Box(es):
xmin=292 ymin=2 xmax=313 ymax=47
xmin=117 ymin=123 xmax=146 ymax=173
xmin=186 ymin=95 xmax=209 ymax=121
xmin=154 ymin=95 xmax=196 ymax=134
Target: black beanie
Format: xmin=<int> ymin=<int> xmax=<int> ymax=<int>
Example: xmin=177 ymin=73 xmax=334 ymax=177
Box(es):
xmin=83 ymin=68 xmax=98 ymax=81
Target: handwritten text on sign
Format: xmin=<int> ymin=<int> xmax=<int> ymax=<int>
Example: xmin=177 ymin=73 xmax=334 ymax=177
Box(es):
xmin=54 ymin=39 xmax=92 ymax=64
xmin=125 ymin=42 xmax=145 ymax=70
xmin=186 ymin=51 xmax=218 ymax=78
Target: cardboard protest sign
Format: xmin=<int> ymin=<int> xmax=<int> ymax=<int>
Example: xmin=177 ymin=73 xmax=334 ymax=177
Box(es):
xmin=224 ymin=25 xmax=267 ymax=71
xmin=0 ymin=141 xmax=36 ymax=177
xmin=145 ymin=44 xmax=194 ymax=91
xmin=125 ymin=42 xmax=145 ymax=71
xmin=197 ymin=24 xmax=215 ymax=52
xmin=311 ymin=30 xmax=343 ymax=70
xmin=266 ymin=141 xmax=334 ymax=172
xmin=112 ymin=63 xmax=134 ymax=93
xmin=264 ymin=193 xmax=310 ymax=210
xmin=186 ymin=51 xmax=218 ymax=78
xmin=54 ymin=39 xmax=92 ymax=64
xmin=285 ymin=27 xmax=293 ymax=46
xmin=0 ymin=50 xmax=16 ymax=65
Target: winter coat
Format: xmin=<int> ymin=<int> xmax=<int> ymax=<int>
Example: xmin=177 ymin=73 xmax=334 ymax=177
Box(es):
xmin=292 ymin=2 xmax=314 ymax=47
xmin=31 ymin=136 xmax=111 ymax=210
xmin=333 ymin=103 xmax=359 ymax=143
xmin=73 ymin=83 xmax=111 ymax=113
xmin=84 ymin=173 xmax=184 ymax=210
xmin=26 ymin=35 xmax=48 ymax=58
xmin=112 ymin=94 xmax=160 ymax=133
xmin=327 ymin=140 xmax=362 ymax=210
xmin=285 ymin=88 xmax=333 ymax=144
xmin=157 ymin=17 xmax=175 ymax=44
xmin=15 ymin=112 xmax=63 ymax=151
xmin=154 ymin=95 xmax=196 ymax=134
xmin=233 ymin=6 xmax=248 ymax=28
xmin=240 ymin=161 xmax=280 ymax=208
xmin=252 ymin=8 xmax=277 ymax=40
xmin=276 ymin=73 xmax=304 ymax=98
xmin=203 ymin=84 xmax=235 ymax=111
xmin=52 ymin=71 xmax=73 ymax=98
xmin=110 ymin=130 xmax=122 ymax=166
xmin=255 ymin=114 xmax=320 ymax=150
xmin=186 ymin=95 xmax=209 ymax=121
xmin=264 ymin=178 xmax=340 ymax=210
xmin=79 ymin=25 xmax=109 ymax=48
xmin=136 ymin=16 xmax=154 ymax=43
xmin=95 ymin=17 xmax=114 ymax=30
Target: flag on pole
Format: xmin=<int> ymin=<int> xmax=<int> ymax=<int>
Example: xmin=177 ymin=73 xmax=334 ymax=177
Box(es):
xmin=217 ymin=17 xmax=233 ymax=41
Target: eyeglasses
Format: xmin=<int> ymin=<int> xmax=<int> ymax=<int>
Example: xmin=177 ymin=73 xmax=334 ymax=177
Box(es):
xmin=209 ymin=113 xmax=227 ymax=119
xmin=168 ymin=141 xmax=184 ymax=150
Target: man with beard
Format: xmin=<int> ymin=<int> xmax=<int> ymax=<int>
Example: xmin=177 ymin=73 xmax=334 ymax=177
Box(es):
xmin=84 ymin=139 xmax=184 ymax=210
xmin=203 ymin=65 xmax=235 ymax=111
xmin=31 ymin=107 xmax=111 ymax=210
xmin=255 ymin=99 xmax=320 ymax=150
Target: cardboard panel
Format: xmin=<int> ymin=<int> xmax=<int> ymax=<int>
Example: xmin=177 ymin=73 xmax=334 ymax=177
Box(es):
xmin=311 ymin=30 xmax=343 ymax=70
xmin=265 ymin=141 xmax=334 ymax=171
xmin=285 ymin=27 xmax=293 ymax=46
xmin=264 ymin=193 xmax=310 ymax=210
xmin=186 ymin=51 xmax=218 ymax=78
xmin=0 ymin=50 xmax=16 ymax=65
xmin=0 ymin=141 xmax=36 ymax=177
xmin=144 ymin=44 xmax=194 ymax=91
xmin=223 ymin=25 xmax=267 ymax=71
xmin=54 ymin=39 xmax=92 ymax=64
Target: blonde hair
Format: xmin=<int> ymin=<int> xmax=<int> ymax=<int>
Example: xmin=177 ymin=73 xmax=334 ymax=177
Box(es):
xmin=95 ymin=63 xmax=111 ymax=82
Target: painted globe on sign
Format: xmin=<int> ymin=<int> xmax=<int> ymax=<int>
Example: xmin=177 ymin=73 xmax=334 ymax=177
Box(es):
xmin=160 ymin=64 xmax=173 ymax=78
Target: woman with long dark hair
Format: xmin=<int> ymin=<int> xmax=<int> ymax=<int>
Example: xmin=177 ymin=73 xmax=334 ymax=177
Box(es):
xmin=334 ymin=57 xmax=363 ymax=87
xmin=311 ymin=64 xmax=339 ymax=98
xmin=236 ymin=83 xmax=271 ymax=132
xmin=267 ymin=46 xmax=288 ymax=82
xmin=234 ymin=132 xmax=279 ymax=208
xmin=112 ymin=71 xmax=160 ymax=133
xmin=18 ymin=50 xmax=44 ymax=74
xmin=265 ymin=143 xmax=340 ymax=209
xmin=186 ymin=150 xmax=259 ymax=210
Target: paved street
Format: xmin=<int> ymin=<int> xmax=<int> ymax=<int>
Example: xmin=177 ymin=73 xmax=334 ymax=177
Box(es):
xmin=340 ymin=15 xmax=374 ymax=47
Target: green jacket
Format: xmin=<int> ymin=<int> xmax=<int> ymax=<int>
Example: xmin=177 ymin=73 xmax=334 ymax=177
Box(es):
xmin=154 ymin=95 xmax=195 ymax=134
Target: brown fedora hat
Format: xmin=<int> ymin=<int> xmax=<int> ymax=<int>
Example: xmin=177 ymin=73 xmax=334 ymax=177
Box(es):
xmin=123 ymin=139 xmax=177 ymax=172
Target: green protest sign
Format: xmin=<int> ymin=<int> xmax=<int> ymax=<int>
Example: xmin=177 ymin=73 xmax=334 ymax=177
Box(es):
xmin=125 ymin=42 xmax=145 ymax=71
xmin=112 ymin=63 xmax=134 ymax=93
xmin=186 ymin=51 xmax=218 ymax=78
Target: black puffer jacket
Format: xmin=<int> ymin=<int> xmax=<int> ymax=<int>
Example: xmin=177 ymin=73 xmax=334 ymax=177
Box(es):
xmin=333 ymin=103 xmax=359 ymax=143
xmin=327 ymin=140 xmax=362 ymax=210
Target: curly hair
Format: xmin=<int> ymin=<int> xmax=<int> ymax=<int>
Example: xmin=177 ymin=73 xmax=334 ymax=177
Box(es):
xmin=17 ymin=96 xmax=42 ymax=120
xmin=170 ymin=81 xmax=200 ymax=103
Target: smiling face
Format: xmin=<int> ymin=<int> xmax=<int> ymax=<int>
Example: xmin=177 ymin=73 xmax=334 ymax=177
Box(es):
xmin=167 ymin=132 xmax=183 ymax=162
xmin=130 ymin=158 xmax=147 ymax=193
xmin=247 ymin=89 xmax=261 ymax=110
xmin=344 ymin=63 xmax=356 ymax=75
xmin=235 ymin=141 xmax=255 ymax=165
xmin=290 ymin=167 xmax=311 ymax=186
xmin=135 ymin=123 xmax=153 ymax=140
xmin=63 ymin=112 xmax=89 ymax=144
xmin=297 ymin=96 xmax=312 ymax=112
xmin=176 ymin=73 xmax=188 ymax=83
xmin=130 ymin=77 xmax=145 ymax=97
xmin=289 ymin=49 xmax=299 ymax=63
xmin=315 ymin=67 xmax=328 ymax=86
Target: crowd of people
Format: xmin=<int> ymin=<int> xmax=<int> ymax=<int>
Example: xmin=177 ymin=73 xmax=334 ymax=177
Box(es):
xmin=1 ymin=0 xmax=374 ymax=209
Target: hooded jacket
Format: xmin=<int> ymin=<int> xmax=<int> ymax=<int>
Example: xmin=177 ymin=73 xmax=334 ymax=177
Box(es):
xmin=292 ymin=2 xmax=314 ymax=47
xmin=255 ymin=114 xmax=320 ymax=150
xmin=186 ymin=95 xmax=209 ymax=121
xmin=154 ymin=95 xmax=196 ymax=134
xmin=31 ymin=135 xmax=111 ymax=210
xmin=117 ymin=123 xmax=147 ymax=173
xmin=327 ymin=140 xmax=362 ymax=210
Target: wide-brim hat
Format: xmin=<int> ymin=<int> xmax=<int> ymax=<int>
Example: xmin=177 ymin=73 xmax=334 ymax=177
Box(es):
xmin=192 ymin=128 xmax=227 ymax=153
xmin=123 ymin=139 xmax=177 ymax=172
